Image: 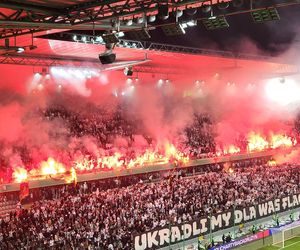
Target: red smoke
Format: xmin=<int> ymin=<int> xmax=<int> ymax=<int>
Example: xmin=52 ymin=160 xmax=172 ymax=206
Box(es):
xmin=0 ymin=62 xmax=298 ymax=183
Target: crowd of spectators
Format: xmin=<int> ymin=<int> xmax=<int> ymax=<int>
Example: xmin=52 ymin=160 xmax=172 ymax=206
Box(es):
xmin=42 ymin=104 xmax=143 ymax=148
xmin=185 ymin=113 xmax=216 ymax=156
xmin=41 ymin=104 xmax=217 ymax=156
xmin=0 ymin=159 xmax=299 ymax=249
xmin=0 ymin=101 xmax=220 ymax=182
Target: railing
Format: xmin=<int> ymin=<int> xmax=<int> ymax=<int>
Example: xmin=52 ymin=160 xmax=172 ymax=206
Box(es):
xmin=0 ymin=147 xmax=294 ymax=193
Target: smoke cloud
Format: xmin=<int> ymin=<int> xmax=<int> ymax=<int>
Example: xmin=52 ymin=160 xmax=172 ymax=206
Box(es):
xmin=1 ymin=28 xmax=300 ymax=180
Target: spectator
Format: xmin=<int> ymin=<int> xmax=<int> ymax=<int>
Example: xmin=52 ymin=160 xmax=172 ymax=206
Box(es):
xmin=0 ymin=162 xmax=299 ymax=249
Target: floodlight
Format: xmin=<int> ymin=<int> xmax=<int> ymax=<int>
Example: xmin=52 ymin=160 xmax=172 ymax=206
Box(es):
xmin=174 ymin=9 xmax=183 ymax=18
xmin=251 ymin=7 xmax=280 ymax=23
xmin=158 ymin=4 xmax=169 ymax=20
xmin=124 ymin=67 xmax=133 ymax=76
xmin=218 ymin=0 xmax=230 ymax=10
xmin=202 ymin=4 xmax=212 ymax=13
xmin=17 ymin=47 xmax=25 ymax=53
xmin=148 ymin=15 xmax=156 ymax=23
xmin=125 ymin=19 xmax=133 ymax=26
xmin=128 ymin=28 xmax=151 ymax=40
xmin=202 ymin=16 xmax=229 ymax=30
xmin=161 ymin=23 xmax=186 ymax=36
xmin=185 ymin=8 xmax=197 ymax=16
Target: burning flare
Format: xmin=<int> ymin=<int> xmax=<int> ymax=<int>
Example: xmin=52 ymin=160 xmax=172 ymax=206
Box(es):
xmin=40 ymin=157 xmax=66 ymax=176
xmin=270 ymin=134 xmax=294 ymax=149
xmin=11 ymin=136 xmax=296 ymax=184
xmin=13 ymin=167 xmax=28 ymax=183
xmin=223 ymin=145 xmax=241 ymax=155
xmin=13 ymin=158 xmax=75 ymax=184
xmin=247 ymin=132 xmax=269 ymax=152
xmin=267 ymin=160 xmax=277 ymax=166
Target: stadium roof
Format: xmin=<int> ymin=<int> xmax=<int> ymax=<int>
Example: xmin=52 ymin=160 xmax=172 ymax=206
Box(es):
xmin=0 ymin=0 xmax=299 ymax=77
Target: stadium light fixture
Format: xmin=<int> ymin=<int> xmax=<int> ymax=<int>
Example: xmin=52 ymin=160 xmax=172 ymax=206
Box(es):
xmin=81 ymin=36 xmax=87 ymax=42
xmin=157 ymin=79 xmax=164 ymax=87
xmin=128 ymin=28 xmax=151 ymax=40
xmin=37 ymin=83 xmax=44 ymax=91
xmin=202 ymin=3 xmax=212 ymax=13
xmin=158 ymin=4 xmax=169 ymax=20
xmin=148 ymin=15 xmax=156 ymax=23
xmin=181 ymin=20 xmax=197 ymax=29
xmin=161 ymin=23 xmax=186 ymax=36
xmin=125 ymin=19 xmax=133 ymax=26
xmin=187 ymin=20 xmax=197 ymax=27
xmin=181 ymin=23 xmax=188 ymax=29
xmin=117 ymin=32 xmax=125 ymax=38
xmin=17 ymin=47 xmax=25 ymax=53
xmin=174 ymin=9 xmax=183 ymax=18
xmin=124 ymin=67 xmax=133 ymax=76
xmin=251 ymin=7 xmax=280 ymax=23
xmin=185 ymin=8 xmax=197 ymax=16
xmin=95 ymin=36 xmax=103 ymax=43
xmin=135 ymin=16 xmax=145 ymax=24
xmin=218 ymin=0 xmax=230 ymax=10
xmin=202 ymin=16 xmax=229 ymax=30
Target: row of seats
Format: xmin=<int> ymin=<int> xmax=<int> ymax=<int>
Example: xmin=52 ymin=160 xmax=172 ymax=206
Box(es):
xmin=0 ymin=201 xmax=17 ymax=217
xmin=0 ymin=200 xmax=16 ymax=206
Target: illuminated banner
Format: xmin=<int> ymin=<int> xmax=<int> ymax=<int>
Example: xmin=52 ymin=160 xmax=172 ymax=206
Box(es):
xmin=134 ymin=193 xmax=300 ymax=250
xmin=270 ymin=220 xmax=300 ymax=235
xmin=210 ymin=230 xmax=270 ymax=250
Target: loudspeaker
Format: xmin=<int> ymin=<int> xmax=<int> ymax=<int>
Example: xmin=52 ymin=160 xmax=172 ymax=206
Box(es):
xmin=99 ymin=52 xmax=116 ymax=64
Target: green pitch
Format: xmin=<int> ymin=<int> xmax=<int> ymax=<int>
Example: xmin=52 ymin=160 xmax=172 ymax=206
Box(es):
xmin=259 ymin=237 xmax=300 ymax=250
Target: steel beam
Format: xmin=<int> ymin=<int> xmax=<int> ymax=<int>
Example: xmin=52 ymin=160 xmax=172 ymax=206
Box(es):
xmin=0 ymin=53 xmax=181 ymax=75
xmin=0 ymin=20 xmax=140 ymax=30
xmin=66 ymin=0 xmax=128 ymax=12
xmin=0 ymin=28 xmax=45 ymax=39
xmin=0 ymin=1 xmax=65 ymax=15
xmin=147 ymin=42 xmax=276 ymax=61
xmin=47 ymin=31 xmax=277 ymax=63
xmin=0 ymin=0 xmax=299 ymax=39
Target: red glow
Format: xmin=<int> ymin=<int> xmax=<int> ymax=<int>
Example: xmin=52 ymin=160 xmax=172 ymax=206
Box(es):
xmin=12 ymin=168 xmax=28 ymax=183
xmin=223 ymin=145 xmax=241 ymax=155
xmin=11 ymin=134 xmax=296 ymax=184
xmin=247 ymin=132 xmax=269 ymax=152
xmin=12 ymin=142 xmax=190 ymax=183
xmin=247 ymin=132 xmax=295 ymax=152
xmin=270 ymin=134 xmax=295 ymax=149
